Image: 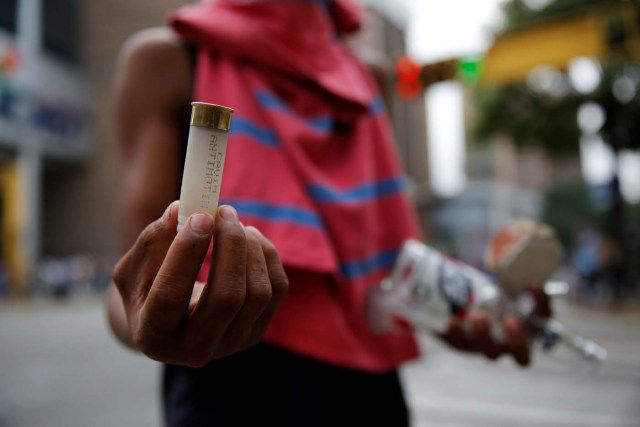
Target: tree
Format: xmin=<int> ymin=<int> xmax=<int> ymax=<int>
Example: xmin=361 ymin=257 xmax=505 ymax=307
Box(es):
xmin=473 ymin=0 xmax=640 ymax=154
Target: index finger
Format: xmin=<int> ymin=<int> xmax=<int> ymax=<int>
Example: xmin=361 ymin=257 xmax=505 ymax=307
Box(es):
xmin=112 ymin=201 xmax=178 ymax=305
xmin=141 ymin=212 xmax=214 ymax=335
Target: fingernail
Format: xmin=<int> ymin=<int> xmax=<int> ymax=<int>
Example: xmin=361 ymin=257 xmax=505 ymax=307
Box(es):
xmin=190 ymin=213 xmax=213 ymax=234
xmin=219 ymin=205 xmax=238 ymax=222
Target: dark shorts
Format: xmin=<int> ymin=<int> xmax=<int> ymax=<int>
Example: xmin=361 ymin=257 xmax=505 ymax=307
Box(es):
xmin=163 ymin=343 xmax=410 ymax=427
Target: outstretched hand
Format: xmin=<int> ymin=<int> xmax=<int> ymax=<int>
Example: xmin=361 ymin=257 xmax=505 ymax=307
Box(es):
xmin=112 ymin=201 xmax=288 ymax=368
xmin=438 ymin=284 xmax=551 ymax=367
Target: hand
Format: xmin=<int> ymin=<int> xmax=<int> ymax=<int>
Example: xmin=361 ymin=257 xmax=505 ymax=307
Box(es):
xmin=438 ymin=284 xmax=551 ymax=367
xmin=112 ymin=201 xmax=288 ymax=368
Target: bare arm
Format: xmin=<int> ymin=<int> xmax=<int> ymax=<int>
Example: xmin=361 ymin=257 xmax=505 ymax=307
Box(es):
xmin=105 ymin=28 xmax=288 ymax=363
xmin=115 ymin=28 xmax=191 ymax=248
xmin=106 ymin=28 xmax=192 ymax=350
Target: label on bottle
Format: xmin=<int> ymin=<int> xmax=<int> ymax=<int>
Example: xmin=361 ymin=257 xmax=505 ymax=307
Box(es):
xmin=367 ymin=239 xmax=499 ymax=334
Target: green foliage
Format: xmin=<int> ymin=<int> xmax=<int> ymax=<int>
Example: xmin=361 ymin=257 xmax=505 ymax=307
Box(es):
xmin=595 ymin=62 xmax=640 ymax=150
xmin=541 ymin=181 xmax=607 ymax=246
xmin=498 ymin=0 xmax=627 ymax=34
xmin=473 ymin=0 xmax=640 ymax=157
xmin=473 ymin=83 xmax=583 ymax=156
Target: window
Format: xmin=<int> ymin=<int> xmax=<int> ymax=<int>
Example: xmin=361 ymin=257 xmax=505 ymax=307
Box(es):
xmin=42 ymin=0 xmax=79 ymax=63
xmin=0 ymin=0 xmax=18 ymax=34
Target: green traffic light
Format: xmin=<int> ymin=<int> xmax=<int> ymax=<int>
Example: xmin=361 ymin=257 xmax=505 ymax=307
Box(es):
xmin=458 ymin=56 xmax=484 ymax=85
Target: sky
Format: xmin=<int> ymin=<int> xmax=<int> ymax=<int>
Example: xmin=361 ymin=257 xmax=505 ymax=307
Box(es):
xmin=406 ymin=0 xmax=505 ymax=197
xmin=406 ymin=0 xmax=504 ymax=63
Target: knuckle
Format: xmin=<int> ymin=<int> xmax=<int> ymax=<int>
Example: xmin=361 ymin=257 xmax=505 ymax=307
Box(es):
xmin=217 ymin=289 xmax=246 ymax=313
xmin=132 ymin=328 xmax=156 ymax=356
xmin=183 ymin=335 xmax=217 ymax=368
xmin=262 ymin=240 xmax=279 ymax=260
xmin=153 ymin=271 xmax=190 ymax=295
xmin=216 ymin=230 xmax=247 ymax=264
xmin=220 ymin=330 xmax=256 ymax=358
xmin=112 ymin=259 xmax=129 ymax=289
xmin=226 ymin=228 xmax=247 ymax=250
xmin=132 ymin=313 xmax=172 ymax=358
xmin=206 ymin=287 xmax=247 ymax=322
xmin=135 ymin=331 xmax=179 ymax=365
xmin=218 ymin=221 xmax=246 ymax=245
xmin=248 ymin=280 xmax=273 ymax=306
xmin=136 ymin=220 xmax=164 ymax=250
xmin=271 ymin=272 xmax=289 ymax=296
xmin=244 ymin=227 xmax=260 ymax=245
xmin=246 ymin=261 xmax=265 ymax=281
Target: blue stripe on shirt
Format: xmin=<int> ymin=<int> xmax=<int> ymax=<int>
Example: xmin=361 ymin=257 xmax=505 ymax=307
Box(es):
xmin=230 ymin=117 xmax=280 ymax=147
xmin=256 ymin=90 xmax=334 ymax=133
xmin=255 ymin=90 xmax=289 ymax=112
xmin=307 ymin=176 xmax=406 ymax=204
xmin=340 ymin=248 xmax=400 ymax=280
xmin=305 ymin=116 xmax=334 ymax=132
xmin=370 ymin=96 xmax=386 ymax=115
xmin=221 ymin=199 xmax=325 ymax=229
xmin=230 ymin=0 xmax=329 ymax=6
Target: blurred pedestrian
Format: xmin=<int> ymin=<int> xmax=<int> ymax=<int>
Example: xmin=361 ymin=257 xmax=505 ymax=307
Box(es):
xmin=598 ymin=233 xmax=624 ymax=303
xmin=106 ymin=1 xmax=547 ymax=425
xmin=571 ymin=225 xmax=602 ymax=304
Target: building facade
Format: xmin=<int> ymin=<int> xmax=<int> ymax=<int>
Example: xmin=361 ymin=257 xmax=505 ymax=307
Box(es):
xmin=0 ymin=0 xmax=184 ymax=296
xmin=0 ymin=0 xmax=90 ymax=295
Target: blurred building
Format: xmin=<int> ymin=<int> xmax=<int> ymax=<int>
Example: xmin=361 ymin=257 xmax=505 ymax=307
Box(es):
xmin=354 ymin=0 xmax=430 ymax=229
xmin=0 ymin=0 xmax=90 ymax=295
xmin=0 ymin=0 xmax=430 ymax=297
xmin=0 ymin=0 xmax=184 ymax=296
xmin=430 ymin=120 xmax=588 ymax=259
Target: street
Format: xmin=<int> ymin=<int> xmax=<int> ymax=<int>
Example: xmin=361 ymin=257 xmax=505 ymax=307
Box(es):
xmin=1 ymin=296 xmax=639 ymax=427
xmin=403 ymin=301 xmax=640 ymax=427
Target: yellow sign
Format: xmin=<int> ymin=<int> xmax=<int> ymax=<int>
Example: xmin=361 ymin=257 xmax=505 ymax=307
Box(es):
xmin=482 ymin=4 xmax=640 ymax=85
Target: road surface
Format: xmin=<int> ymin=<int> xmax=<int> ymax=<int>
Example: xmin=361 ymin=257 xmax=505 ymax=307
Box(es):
xmin=1 ymin=297 xmax=639 ymax=427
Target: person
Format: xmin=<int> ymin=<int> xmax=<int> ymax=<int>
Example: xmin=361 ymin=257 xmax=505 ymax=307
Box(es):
xmin=571 ymin=225 xmax=602 ymax=304
xmin=106 ymin=1 xmax=549 ymax=425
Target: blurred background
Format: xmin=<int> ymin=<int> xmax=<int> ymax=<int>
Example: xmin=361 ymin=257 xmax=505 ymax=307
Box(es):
xmin=0 ymin=0 xmax=639 ymax=426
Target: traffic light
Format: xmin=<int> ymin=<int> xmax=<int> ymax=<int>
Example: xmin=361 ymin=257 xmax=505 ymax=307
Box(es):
xmin=421 ymin=58 xmax=457 ymax=86
xmin=457 ymin=55 xmax=484 ymax=86
xmin=396 ymin=56 xmax=483 ymax=99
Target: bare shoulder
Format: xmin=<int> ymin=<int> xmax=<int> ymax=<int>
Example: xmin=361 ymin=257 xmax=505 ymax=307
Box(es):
xmin=115 ymin=27 xmax=192 ymax=121
xmin=113 ymin=28 xmax=191 ymax=245
xmin=118 ymin=27 xmax=190 ymax=74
